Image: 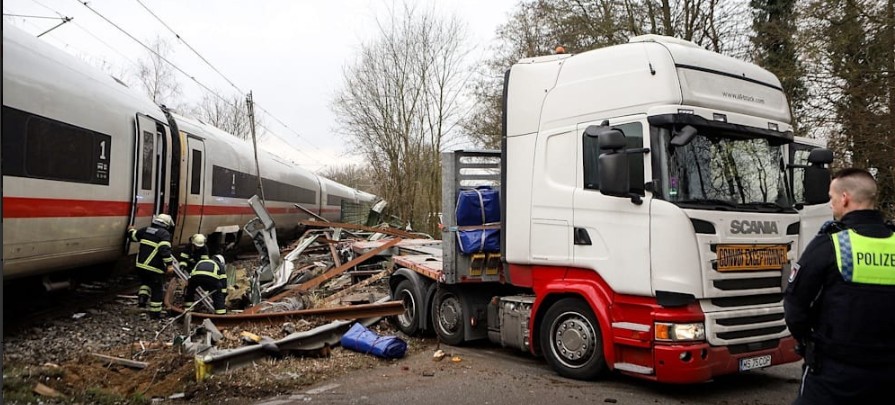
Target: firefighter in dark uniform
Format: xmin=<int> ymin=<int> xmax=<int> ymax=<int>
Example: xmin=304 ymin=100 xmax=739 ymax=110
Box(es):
xmin=784 ymin=168 xmax=895 ymax=404
xmin=127 ymin=213 xmax=175 ymax=319
xmin=178 ymin=233 xmax=207 ymax=271
xmin=183 ymin=241 xmax=228 ymax=315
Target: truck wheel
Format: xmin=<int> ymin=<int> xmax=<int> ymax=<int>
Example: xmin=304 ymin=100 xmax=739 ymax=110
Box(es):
xmin=393 ymin=280 xmax=421 ymax=335
xmin=539 ymin=298 xmax=606 ymax=380
xmin=433 ymin=288 xmax=465 ymax=346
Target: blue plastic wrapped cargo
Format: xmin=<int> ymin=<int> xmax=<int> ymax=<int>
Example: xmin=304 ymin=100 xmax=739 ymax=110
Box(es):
xmin=340 ymin=322 xmax=407 ymax=359
xmin=458 ymin=228 xmax=500 ymax=254
xmin=456 ymin=186 xmax=500 ymax=226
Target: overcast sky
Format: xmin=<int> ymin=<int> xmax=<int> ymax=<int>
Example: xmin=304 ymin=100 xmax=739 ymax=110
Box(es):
xmin=3 ymin=0 xmax=518 ymax=170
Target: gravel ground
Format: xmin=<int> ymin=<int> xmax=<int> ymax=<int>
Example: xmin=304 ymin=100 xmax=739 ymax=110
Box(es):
xmin=2 ymin=261 xmax=418 ymax=405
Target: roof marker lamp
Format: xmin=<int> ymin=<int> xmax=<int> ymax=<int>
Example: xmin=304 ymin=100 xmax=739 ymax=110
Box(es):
xmin=655 ymin=322 xmax=705 ymax=342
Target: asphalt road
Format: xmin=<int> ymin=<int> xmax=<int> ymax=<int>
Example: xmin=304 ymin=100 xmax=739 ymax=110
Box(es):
xmin=255 ymin=341 xmax=803 ymax=405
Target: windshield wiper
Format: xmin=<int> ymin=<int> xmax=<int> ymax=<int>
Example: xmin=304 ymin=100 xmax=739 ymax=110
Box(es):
xmin=674 ymin=199 xmax=738 ymax=210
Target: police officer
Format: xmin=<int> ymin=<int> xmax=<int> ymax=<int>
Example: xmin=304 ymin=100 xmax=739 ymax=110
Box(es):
xmin=784 ymin=168 xmax=895 ymax=404
xmin=127 ymin=213 xmax=175 ymax=319
xmin=179 ymin=233 xmax=207 ymax=271
xmin=184 ymin=240 xmax=228 ymax=315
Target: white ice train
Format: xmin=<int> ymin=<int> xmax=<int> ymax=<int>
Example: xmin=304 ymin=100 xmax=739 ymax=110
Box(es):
xmin=2 ymin=26 xmax=376 ymax=280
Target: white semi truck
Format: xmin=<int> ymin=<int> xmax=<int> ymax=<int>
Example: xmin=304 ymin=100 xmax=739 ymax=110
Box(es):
xmin=386 ymin=35 xmax=833 ymax=383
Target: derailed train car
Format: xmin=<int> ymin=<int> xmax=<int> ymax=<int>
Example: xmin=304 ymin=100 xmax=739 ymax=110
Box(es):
xmin=2 ymin=26 xmax=375 ymax=280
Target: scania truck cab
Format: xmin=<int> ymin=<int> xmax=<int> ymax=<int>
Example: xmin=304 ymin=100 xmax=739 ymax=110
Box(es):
xmin=387 ymin=35 xmax=833 ymax=384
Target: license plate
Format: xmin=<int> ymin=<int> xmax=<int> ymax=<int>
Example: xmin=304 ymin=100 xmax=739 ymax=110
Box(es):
xmin=739 ymin=354 xmax=772 ymax=371
xmin=716 ymin=244 xmax=788 ymax=272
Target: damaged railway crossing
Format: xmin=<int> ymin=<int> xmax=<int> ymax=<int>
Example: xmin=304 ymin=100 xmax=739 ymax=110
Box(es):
xmin=159 ymin=195 xmax=417 ymax=380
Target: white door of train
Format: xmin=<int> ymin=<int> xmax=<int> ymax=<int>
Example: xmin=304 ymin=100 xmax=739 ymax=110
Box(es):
xmin=127 ymin=114 xmax=166 ymax=254
xmin=179 ymin=136 xmax=206 ymax=242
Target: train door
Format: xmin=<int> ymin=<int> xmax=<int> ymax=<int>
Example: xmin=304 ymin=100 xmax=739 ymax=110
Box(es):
xmin=178 ymin=136 xmax=206 ymax=242
xmin=127 ymin=114 xmax=166 ymax=254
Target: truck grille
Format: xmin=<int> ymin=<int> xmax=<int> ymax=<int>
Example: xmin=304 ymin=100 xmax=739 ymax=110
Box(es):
xmin=703 ymin=306 xmax=790 ymax=346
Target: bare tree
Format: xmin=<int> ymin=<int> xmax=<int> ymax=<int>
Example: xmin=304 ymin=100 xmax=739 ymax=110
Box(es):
xmin=333 ymin=3 xmax=469 ymax=234
xmin=751 ymin=0 xmax=807 ymax=134
xmin=318 ymin=164 xmax=376 ymax=194
xmin=799 ymin=0 xmax=894 ymax=217
xmin=466 ymin=0 xmax=753 ymax=149
xmin=188 ymin=92 xmax=262 ymax=142
xmin=133 ymin=36 xmax=181 ymax=106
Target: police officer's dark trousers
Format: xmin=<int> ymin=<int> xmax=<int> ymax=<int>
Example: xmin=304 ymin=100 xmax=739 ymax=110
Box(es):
xmin=796 ymin=355 xmax=895 ymax=405
xmin=184 ymin=274 xmax=225 ymax=314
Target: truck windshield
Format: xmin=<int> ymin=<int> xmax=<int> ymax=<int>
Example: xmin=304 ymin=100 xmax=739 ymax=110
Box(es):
xmin=656 ymin=127 xmax=794 ymax=212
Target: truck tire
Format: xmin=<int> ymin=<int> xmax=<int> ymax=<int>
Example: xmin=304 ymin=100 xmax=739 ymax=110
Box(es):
xmin=539 ymin=298 xmax=606 ymax=380
xmin=433 ymin=288 xmax=465 ymax=346
xmin=393 ymin=279 xmax=421 ymax=335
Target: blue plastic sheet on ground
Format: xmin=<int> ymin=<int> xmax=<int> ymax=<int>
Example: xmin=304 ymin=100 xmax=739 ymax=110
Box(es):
xmin=340 ymin=322 xmax=407 ymax=359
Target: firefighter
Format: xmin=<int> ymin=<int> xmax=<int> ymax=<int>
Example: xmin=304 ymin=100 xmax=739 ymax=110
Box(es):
xmin=127 ymin=213 xmax=175 ymax=319
xmin=179 ymin=233 xmax=207 ymax=271
xmin=183 ymin=242 xmax=228 ymax=315
xmin=784 ymin=168 xmax=895 ymax=404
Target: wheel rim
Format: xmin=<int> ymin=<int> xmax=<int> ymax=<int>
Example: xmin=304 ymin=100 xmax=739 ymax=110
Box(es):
xmin=548 ymin=311 xmax=597 ymax=369
xmin=397 ymin=288 xmax=416 ymax=329
xmin=437 ymin=294 xmax=461 ymax=335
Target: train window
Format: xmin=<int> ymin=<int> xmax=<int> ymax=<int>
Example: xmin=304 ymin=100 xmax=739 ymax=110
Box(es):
xmin=191 ymin=150 xmax=202 ymax=194
xmin=2 ymin=106 xmax=111 ymax=185
xmin=327 ymin=195 xmax=343 ymax=206
xmin=211 ymin=165 xmax=316 ymax=203
xmin=141 ymin=131 xmax=154 ymax=190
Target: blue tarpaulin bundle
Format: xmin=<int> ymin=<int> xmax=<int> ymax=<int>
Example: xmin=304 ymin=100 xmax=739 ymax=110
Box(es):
xmin=340 ymin=323 xmax=407 ymax=359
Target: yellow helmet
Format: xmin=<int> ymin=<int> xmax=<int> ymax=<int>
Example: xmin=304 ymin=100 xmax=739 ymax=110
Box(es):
xmin=190 ymin=233 xmax=206 ymax=248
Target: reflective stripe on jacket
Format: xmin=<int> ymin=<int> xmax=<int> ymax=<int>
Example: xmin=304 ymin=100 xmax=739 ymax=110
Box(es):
xmin=128 ymin=225 xmax=173 ymax=274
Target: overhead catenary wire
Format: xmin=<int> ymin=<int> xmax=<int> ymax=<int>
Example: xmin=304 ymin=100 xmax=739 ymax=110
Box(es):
xmin=131 ymin=0 xmax=333 ymax=161
xmin=74 ymin=0 xmax=329 ymax=167
xmin=2 ymin=12 xmax=61 ymax=19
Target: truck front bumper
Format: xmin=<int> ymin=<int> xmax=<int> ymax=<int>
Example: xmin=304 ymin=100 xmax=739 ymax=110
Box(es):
xmin=644 ymin=336 xmax=801 ymax=383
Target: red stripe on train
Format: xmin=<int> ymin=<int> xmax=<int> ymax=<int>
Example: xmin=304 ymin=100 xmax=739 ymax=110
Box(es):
xmin=2 ymin=197 xmax=154 ymax=218
xmin=3 ymin=197 xmax=340 ymax=218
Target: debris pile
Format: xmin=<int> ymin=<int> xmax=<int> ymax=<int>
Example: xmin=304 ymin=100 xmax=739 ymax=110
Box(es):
xmin=3 ymin=200 xmax=433 ymax=404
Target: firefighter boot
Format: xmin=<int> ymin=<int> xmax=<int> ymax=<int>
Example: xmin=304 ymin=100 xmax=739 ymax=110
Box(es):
xmin=138 ymin=294 xmax=148 ymax=308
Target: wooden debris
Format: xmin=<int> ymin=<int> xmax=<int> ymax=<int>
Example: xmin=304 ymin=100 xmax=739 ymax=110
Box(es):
xmin=90 ymin=353 xmax=148 ymax=369
xmin=33 ymin=382 xmax=63 ymax=398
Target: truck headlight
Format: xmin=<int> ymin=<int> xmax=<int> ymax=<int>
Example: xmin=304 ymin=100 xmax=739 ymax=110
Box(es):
xmin=655 ymin=322 xmax=705 ymax=342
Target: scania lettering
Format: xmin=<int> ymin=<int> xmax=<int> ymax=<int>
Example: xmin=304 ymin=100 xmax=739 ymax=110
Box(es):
xmin=730 ymin=220 xmax=780 ymax=235
xmin=385 ymin=35 xmax=833 ymax=384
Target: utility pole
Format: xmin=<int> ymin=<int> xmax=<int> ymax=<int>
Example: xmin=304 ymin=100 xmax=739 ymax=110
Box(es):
xmin=246 ymin=91 xmax=266 ymax=203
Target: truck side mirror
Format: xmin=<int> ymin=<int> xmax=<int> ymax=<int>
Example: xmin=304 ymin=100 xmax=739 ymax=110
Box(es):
xmin=804 ymin=148 xmax=833 ymax=205
xmin=597 ymin=129 xmax=630 ymax=198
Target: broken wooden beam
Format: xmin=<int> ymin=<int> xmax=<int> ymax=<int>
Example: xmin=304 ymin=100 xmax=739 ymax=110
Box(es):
xmin=300 ymin=220 xmax=419 ymax=239
xmin=90 ymin=353 xmax=148 ymax=369
xmin=244 ymin=237 xmax=402 ymax=314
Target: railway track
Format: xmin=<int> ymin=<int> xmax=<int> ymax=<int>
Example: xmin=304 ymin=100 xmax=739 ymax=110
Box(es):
xmin=3 ymin=258 xmax=140 ymax=334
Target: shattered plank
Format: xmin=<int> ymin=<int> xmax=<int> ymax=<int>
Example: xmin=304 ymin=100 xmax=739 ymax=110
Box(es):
xmin=325 ymin=231 xmax=343 ymax=268
xmin=90 ymin=353 xmax=149 ymax=369
xmin=244 ymin=237 xmax=402 ymax=314
xmin=33 ymin=382 xmax=63 ymax=398
xmin=292 ymin=237 xmax=401 ymax=294
xmin=300 ymin=220 xmax=419 ymax=239
xmin=324 ymin=267 xmax=394 ymax=305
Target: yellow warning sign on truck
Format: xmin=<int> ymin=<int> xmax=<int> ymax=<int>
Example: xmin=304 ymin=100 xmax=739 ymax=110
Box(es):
xmin=715 ymin=244 xmax=788 ymax=272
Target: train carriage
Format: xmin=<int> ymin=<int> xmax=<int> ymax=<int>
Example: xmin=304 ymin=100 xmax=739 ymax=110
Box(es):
xmin=2 ymin=26 xmax=375 ymax=280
